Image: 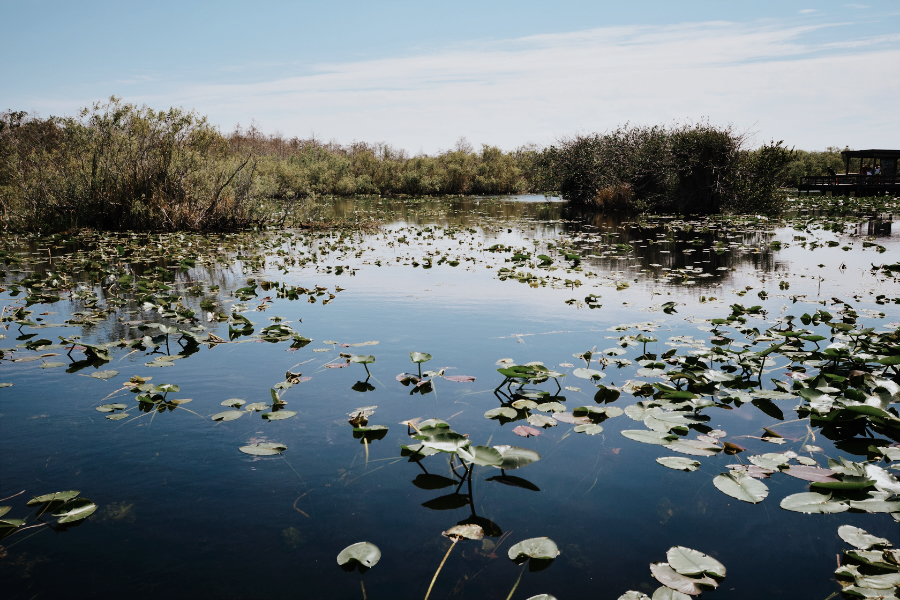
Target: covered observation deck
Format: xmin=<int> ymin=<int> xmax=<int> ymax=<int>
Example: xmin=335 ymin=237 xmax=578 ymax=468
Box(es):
xmin=798 ymin=149 xmax=900 ymax=196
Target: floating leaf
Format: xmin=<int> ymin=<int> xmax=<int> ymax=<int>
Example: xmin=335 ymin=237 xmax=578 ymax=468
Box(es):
xmin=457 ymin=445 xmax=503 ymax=467
xmin=443 ymin=375 xmax=475 ymax=382
xmin=52 ymin=498 xmax=98 ymax=524
xmin=650 ymin=562 xmax=716 ymax=595
xmin=574 ymin=423 xmax=604 ymax=435
xmin=651 ymin=587 xmax=692 ymax=600
xmin=212 ymin=410 xmax=244 ymax=422
xmin=781 ymin=466 xmax=838 ymax=483
xmin=617 ymin=593 xmax=650 ymax=600
xmin=443 ymin=524 xmax=484 ymax=540
xmin=779 ymin=492 xmax=849 ymax=514
xmin=666 ymin=546 xmax=726 ymax=578
xmin=421 ymin=431 xmax=471 ymax=453
xmin=239 ymin=442 xmax=286 ymax=456
xmin=664 ymin=440 xmax=721 ymax=457
xmin=337 ymin=541 xmax=381 ymax=568
xmin=221 ymin=398 xmax=246 ymax=408
xmin=27 ymin=490 xmax=80 ymax=506
xmin=656 ymin=457 xmax=700 ymax=472
xmin=621 ymin=430 xmax=679 ymax=445
xmin=263 ymin=410 xmax=296 ymax=421
xmin=713 ymin=471 xmax=769 ymax=503
xmin=572 ymin=368 xmax=605 ymax=381
xmin=512 ymin=425 xmax=541 ymax=438
xmin=838 ymin=525 xmax=893 ymax=550
xmin=527 ymin=414 xmax=557 ymax=428
xmin=90 ymin=370 xmax=119 ymax=379
xmin=485 ymin=407 xmax=517 ymax=420
xmin=493 ymin=445 xmax=541 ymax=470
xmin=350 ymin=355 xmax=375 ymax=364
xmin=508 ymin=537 xmax=559 ymax=561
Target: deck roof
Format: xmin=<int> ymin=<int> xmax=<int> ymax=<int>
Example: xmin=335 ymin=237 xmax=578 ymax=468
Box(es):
xmin=841 ymin=149 xmax=900 ymax=159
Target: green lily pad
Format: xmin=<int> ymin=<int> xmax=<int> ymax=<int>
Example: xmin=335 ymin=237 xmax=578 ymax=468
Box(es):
xmin=493 ymin=445 xmax=541 ymax=470
xmin=27 ymin=490 xmax=80 ymax=505
xmin=239 ymin=442 xmax=286 ymax=456
xmin=485 ymin=407 xmax=518 ymax=420
xmin=666 ymin=546 xmax=726 ymax=577
xmin=574 ymin=423 xmax=604 ymax=435
xmin=52 ymin=498 xmax=98 ymax=523
xmin=421 ymin=431 xmax=471 ymax=453
xmin=838 ymin=525 xmax=893 ymax=550
xmin=713 ymin=471 xmax=769 ymax=503
xmin=90 ymin=370 xmax=119 ymax=379
xmin=212 ymin=410 xmax=244 ymax=421
xmin=656 ymin=457 xmax=700 ymax=472
xmin=457 ymin=445 xmax=503 ymax=467
xmin=780 ymin=492 xmax=849 ymax=514
xmin=337 ymin=541 xmax=381 ymax=568
xmin=410 ymin=352 xmax=432 ymax=363
xmin=262 ymin=410 xmax=297 ymax=421
xmin=621 ymin=430 xmax=679 ymax=445
xmin=508 ymin=537 xmax=559 ymax=561
xmin=221 ymin=398 xmax=246 ymax=408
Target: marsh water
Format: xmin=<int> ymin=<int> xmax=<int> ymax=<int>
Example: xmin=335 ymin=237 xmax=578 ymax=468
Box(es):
xmin=2 ymin=196 xmax=899 ymax=600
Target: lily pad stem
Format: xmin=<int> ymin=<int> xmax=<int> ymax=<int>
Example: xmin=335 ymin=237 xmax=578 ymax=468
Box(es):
xmin=360 ymin=579 xmax=367 ymax=600
xmin=505 ymin=563 xmax=526 ymax=600
xmin=424 ymin=539 xmax=457 ymax=600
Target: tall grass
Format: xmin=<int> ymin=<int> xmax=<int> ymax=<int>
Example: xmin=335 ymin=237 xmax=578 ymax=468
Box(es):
xmin=2 ymin=98 xmax=844 ymax=231
xmin=1 ymin=99 xmax=540 ymax=232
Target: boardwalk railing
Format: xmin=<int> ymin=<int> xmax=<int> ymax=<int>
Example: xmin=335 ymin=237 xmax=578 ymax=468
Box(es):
xmin=799 ymin=175 xmax=900 ymax=187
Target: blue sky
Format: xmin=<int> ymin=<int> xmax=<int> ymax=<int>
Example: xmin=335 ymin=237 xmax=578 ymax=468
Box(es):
xmin=3 ymin=0 xmax=898 ymax=152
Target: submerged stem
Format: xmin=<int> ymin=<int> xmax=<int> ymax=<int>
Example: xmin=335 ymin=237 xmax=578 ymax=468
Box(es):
xmin=424 ymin=539 xmax=456 ymax=600
xmin=360 ymin=579 xmax=367 ymax=600
xmin=505 ymin=563 xmax=526 ymax=600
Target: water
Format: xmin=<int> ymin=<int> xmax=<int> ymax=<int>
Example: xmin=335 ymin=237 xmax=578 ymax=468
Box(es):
xmin=2 ymin=197 xmax=899 ymax=599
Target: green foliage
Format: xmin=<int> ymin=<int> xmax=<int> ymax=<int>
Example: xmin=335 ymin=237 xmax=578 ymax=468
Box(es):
xmin=538 ymin=122 xmax=795 ymax=215
xmin=1 ymin=97 xmax=263 ymax=231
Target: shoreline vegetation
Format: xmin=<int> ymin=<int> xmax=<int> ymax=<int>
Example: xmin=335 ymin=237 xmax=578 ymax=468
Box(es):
xmin=0 ymin=97 xmax=880 ymax=232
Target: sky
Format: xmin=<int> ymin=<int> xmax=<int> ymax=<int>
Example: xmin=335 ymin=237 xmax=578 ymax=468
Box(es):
xmin=3 ymin=0 xmax=898 ymax=153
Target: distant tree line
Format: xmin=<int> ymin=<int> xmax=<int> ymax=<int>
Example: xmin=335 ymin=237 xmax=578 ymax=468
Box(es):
xmin=0 ymin=97 xmax=846 ymax=231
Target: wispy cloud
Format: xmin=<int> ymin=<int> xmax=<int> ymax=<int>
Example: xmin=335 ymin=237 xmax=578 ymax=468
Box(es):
xmin=35 ymin=20 xmax=900 ymax=151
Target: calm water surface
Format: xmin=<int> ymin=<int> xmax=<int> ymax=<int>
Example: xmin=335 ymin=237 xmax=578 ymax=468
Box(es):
xmin=2 ymin=198 xmax=899 ymax=599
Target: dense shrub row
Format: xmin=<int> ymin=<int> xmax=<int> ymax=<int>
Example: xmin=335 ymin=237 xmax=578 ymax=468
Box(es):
xmin=536 ymin=123 xmax=795 ymax=214
xmin=1 ymin=97 xmax=852 ymax=231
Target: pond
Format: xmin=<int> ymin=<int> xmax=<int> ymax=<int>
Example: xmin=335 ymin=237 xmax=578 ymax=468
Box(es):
xmin=2 ymin=195 xmax=899 ymax=600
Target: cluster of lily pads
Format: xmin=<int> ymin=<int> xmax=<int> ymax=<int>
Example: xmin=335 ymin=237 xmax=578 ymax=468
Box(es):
xmin=336 ymin=533 xmax=559 ymax=600
xmin=0 ymin=490 xmax=98 ymax=541
xmin=834 ymin=524 xmax=900 ymax=598
xmin=618 ymin=546 xmax=726 ymax=599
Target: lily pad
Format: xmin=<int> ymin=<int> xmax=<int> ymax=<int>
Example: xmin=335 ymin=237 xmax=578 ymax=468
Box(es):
xmin=574 ymin=423 xmax=604 ymax=435
xmin=650 ymin=562 xmax=717 ymax=595
xmin=713 ymin=471 xmax=769 ymax=503
xmin=443 ymin=524 xmax=484 ymax=540
xmin=27 ymin=490 xmax=80 ymax=505
xmin=779 ymin=492 xmax=849 ymax=514
xmin=621 ymin=430 xmax=679 ymax=445
xmin=656 ymin=457 xmax=700 ymax=472
xmin=212 ymin=410 xmax=244 ymax=422
xmin=239 ymin=442 xmax=286 ymax=456
xmin=652 ymin=588 xmax=692 ymax=600
xmin=421 ymin=431 xmax=471 ymax=453
xmin=457 ymin=445 xmax=503 ymax=467
xmin=410 ymin=352 xmax=432 ymax=363
xmin=337 ymin=541 xmax=381 ymax=568
xmin=508 ymin=537 xmax=559 ymax=561
xmin=262 ymin=410 xmax=296 ymax=421
xmin=666 ymin=546 xmax=726 ymax=578
xmin=90 ymin=370 xmax=119 ymax=379
xmin=493 ymin=445 xmax=541 ymax=470
xmin=838 ymin=525 xmax=893 ymax=550
xmin=52 ymin=498 xmax=98 ymax=524
xmin=485 ymin=407 xmax=518 ymax=420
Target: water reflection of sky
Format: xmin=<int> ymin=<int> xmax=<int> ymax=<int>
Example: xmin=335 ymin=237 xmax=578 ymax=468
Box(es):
xmin=2 ymin=200 xmax=899 ymax=600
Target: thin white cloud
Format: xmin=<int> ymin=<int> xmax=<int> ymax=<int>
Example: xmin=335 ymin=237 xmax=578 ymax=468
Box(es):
xmin=26 ymin=20 xmax=900 ymax=152
xmin=799 ymin=9 xmax=818 ymax=14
